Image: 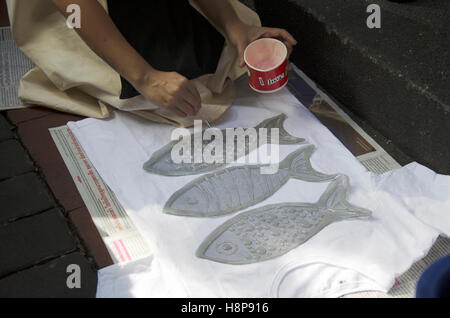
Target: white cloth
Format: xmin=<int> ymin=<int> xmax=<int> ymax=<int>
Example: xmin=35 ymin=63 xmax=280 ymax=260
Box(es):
xmin=67 ymin=79 xmax=450 ymax=298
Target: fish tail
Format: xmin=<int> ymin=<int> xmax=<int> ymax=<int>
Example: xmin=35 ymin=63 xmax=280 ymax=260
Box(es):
xmin=255 ymin=113 xmax=305 ymax=145
xmin=143 ymin=155 xmax=158 ymax=173
xmin=143 ymin=141 xmax=176 ymax=174
xmin=283 ymin=145 xmax=338 ymax=182
xmin=318 ymin=175 xmax=372 ymax=219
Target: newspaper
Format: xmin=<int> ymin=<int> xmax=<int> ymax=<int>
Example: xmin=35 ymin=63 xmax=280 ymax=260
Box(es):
xmin=49 ymin=126 xmax=151 ymax=264
xmin=388 ymin=235 xmax=450 ymax=298
xmin=0 ymin=27 xmax=33 ymax=110
xmin=287 ymin=64 xmax=401 ymax=174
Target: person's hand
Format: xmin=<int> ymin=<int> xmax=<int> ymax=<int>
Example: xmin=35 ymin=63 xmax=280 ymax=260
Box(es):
xmin=134 ymin=70 xmax=201 ymax=118
xmin=226 ymin=22 xmax=297 ymax=68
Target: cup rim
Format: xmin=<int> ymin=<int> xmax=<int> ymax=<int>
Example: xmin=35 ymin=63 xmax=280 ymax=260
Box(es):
xmin=244 ymin=38 xmax=288 ymax=72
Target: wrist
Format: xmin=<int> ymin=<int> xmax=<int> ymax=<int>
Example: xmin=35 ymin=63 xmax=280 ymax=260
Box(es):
xmin=128 ymin=64 xmax=158 ymax=90
xmin=224 ymin=20 xmax=247 ymax=40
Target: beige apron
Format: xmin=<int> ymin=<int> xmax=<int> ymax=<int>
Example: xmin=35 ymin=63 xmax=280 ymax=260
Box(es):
xmin=6 ymin=0 xmax=260 ymax=127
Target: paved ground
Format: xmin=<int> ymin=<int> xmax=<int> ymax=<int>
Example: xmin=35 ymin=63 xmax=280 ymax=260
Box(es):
xmin=0 ymin=0 xmax=97 ymax=297
xmin=0 ymin=108 xmax=110 ymax=297
xmin=0 ymin=3 xmax=110 ymax=297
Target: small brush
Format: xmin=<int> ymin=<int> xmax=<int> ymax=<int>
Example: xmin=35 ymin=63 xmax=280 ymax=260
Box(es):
xmin=198 ymin=113 xmax=212 ymax=128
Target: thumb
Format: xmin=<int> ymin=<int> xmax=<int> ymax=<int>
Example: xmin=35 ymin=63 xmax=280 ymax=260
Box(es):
xmin=236 ymin=44 xmax=246 ymax=67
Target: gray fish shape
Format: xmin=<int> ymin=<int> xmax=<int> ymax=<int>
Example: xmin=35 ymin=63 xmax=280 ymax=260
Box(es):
xmin=164 ymin=145 xmax=338 ymax=217
xmin=143 ymin=113 xmax=305 ymax=176
xmin=196 ymin=175 xmax=372 ymax=265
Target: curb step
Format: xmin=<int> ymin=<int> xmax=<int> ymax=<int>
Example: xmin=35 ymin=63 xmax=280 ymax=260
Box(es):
xmin=254 ymin=0 xmax=449 ymax=173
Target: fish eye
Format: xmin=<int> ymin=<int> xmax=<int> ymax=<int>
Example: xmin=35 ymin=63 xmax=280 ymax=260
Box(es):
xmin=216 ymin=241 xmax=238 ymax=255
xmin=185 ymin=196 xmax=199 ymax=205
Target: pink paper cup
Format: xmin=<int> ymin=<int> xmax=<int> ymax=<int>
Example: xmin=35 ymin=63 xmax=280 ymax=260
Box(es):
xmin=244 ymin=38 xmax=288 ymax=93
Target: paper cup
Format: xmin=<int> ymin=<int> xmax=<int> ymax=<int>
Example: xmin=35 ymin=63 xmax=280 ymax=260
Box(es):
xmin=244 ymin=38 xmax=288 ymax=93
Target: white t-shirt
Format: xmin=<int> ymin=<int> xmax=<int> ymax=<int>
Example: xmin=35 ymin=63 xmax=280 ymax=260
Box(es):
xmin=67 ymin=81 xmax=449 ymax=298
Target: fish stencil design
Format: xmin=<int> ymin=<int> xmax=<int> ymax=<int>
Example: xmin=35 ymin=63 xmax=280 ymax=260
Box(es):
xmin=143 ymin=114 xmax=304 ymax=176
xmin=164 ymin=145 xmax=337 ymax=217
xmin=196 ymin=175 xmax=372 ymax=265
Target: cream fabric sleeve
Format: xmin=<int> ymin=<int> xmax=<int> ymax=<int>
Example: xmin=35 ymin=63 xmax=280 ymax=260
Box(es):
xmin=6 ymin=0 xmax=261 ymax=127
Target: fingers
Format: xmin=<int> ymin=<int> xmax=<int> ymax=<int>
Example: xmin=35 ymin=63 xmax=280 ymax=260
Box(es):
xmin=177 ymin=99 xmax=198 ymax=117
xmin=168 ymin=93 xmax=197 ymax=117
xmin=181 ymin=91 xmax=200 ymax=115
xmin=256 ymin=28 xmax=296 ymax=55
xmin=287 ymin=61 xmax=292 ymax=71
xmin=265 ymin=29 xmax=296 ymax=64
xmin=284 ymin=41 xmax=293 ymax=58
xmin=168 ymin=78 xmax=202 ymax=117
xmin=266 ymin=28 xmax=297 ymax=46
xmin=139 ymin=70 xmax=203 ymax=118
xmin=171 ymin=88 xmax=201 ymax=118
xmin=237 ymin=43 xmax=246 ymax=67
xmin=167 ymin=97 xmax=196 ymax=118
xmin=243 ymin=27 xmax=296 ymax=68
xmin=252 ymin=28 xmax=296 ymax=46
xmin=280 ymin=29 xmax=297 ymax=46
xmin=239 ymin=54 xmax=246 ymax=68
xmin=167 ymin=106 xmax=187 ymax=118
xmin=182 ymin=81 xmax=202 ymax=114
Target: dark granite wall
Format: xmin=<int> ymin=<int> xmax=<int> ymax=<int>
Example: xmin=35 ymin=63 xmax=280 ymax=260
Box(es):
xmin=252 ymin=0 xmax=449 ymax=174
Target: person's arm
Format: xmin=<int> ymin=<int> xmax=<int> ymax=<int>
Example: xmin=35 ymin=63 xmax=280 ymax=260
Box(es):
xmin=192 ymin=0 xmax=297 ymax=67
xmin=52 ymin=0 xmax=200 ymax=117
